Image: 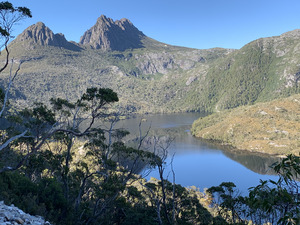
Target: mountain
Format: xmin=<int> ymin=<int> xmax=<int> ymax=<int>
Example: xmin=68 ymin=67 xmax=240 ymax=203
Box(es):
xmin=197 ymin=30 xmax=300 ymax=111
xmin=79 ymin=15 xmax=146 ymax=51
xmin=0 ymin=15 xmax=299 ymax=114
xmin=16 ymin=22 xmax=81 ymax=51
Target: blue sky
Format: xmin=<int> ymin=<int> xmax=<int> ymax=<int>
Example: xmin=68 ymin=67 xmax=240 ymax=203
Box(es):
xmin=7 ymin=0 xmax=300 ymax=49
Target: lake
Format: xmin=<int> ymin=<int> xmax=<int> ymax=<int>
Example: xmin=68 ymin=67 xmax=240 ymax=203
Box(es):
xmin=117 ymin=113 xmax=279 ymax=194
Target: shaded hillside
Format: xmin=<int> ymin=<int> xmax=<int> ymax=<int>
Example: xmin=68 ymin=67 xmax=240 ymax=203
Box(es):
xmin=0 ymin=15 xmax=299 ymax=113
xmin=191 ymin=94 xmax=300 ymax=155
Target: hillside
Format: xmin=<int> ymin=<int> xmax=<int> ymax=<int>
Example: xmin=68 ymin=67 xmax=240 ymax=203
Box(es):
xmin=191 ymin=94 xmax=300 ymax=155
xmin=0 ymin=15 xmax=299 ymax=113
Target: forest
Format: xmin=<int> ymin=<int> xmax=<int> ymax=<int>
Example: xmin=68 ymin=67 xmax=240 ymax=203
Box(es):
xmin=0 ymin=2 xmax=299 ymax=225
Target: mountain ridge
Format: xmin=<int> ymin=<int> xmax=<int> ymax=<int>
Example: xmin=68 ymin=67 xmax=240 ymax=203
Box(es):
xmin=1 ymin=15 xmax=300 ymax=114
xmin=13 ymin=15 xmax=206 ymax=52
xmin=13 ymin=15 xmax=300 ymax=51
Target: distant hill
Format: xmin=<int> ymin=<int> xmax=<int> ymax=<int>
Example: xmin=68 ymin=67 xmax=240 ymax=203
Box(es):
xmin=0 ymin=15 xmax=299 ymax=113
xmin=191 ymin=94 xmax=300 ymax=155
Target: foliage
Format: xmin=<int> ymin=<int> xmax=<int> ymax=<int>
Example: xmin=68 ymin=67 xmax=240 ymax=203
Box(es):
xmin=0 ymin=83 xmax=230 ymax=224
xmin=0 ymin=6 xmax=226 ymax=223
xmin=207 ymin=182 xmax=243 ymax=223
xmin=0 ymin=1 xmax=32 ymax=37
xmin=208 ymin=154 xmax=300 ymax=225
xmin=1 ymin=3 xmax=299 ymax=224
xmin=192 ymin=94 xmax=300 ymax=155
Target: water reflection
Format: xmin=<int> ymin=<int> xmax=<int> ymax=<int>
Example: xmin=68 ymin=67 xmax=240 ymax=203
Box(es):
xmin=117 ymin=113 xmax=280 ymax=192
xmin=89 ymin=113 xmax=280 ymax=192
xmin=221 ymin=147 xmax=280 ymax=175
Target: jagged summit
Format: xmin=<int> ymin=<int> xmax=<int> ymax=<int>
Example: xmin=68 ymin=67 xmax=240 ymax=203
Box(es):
xmin=79 ymin=15 xmax=146 ymax=51
xmin=15 ymin=22 xmax=81 ymax=51
xmin=17 ymin=22 xmax=68 ymax=46
xmin=12 ymin=15 xmax=166 ymax=52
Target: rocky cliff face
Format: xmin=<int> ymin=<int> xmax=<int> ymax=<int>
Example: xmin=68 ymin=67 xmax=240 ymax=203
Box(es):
xmin=79 ymin=15 xmax=146 ymax=51
xmin=16 ymin=22 xmax=81 ymax=51
xmin=17 ymin=22 xmax=67 ymax=46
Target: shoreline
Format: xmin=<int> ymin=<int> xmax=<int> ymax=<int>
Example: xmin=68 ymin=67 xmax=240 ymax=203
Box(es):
xmin=193 ymin=136 xmax=289 ymax=158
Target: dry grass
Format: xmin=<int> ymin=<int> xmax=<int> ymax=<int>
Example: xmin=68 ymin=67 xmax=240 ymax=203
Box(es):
xmin=192 ymin=94 xmax=300 ymax=155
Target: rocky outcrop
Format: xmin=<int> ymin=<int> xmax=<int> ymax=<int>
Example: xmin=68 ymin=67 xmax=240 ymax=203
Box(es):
xmin=79 ymin=15 xmax=145 ymax=51
xmin=16 ymin=22 xmax=81 ymax=51
xmin=135 ymin=52 xmax=176 ymax=74
xmin=0 ymin=201 xmax=51 ymax=225
xmin=134 ymin=50 xmax=207 ymax=75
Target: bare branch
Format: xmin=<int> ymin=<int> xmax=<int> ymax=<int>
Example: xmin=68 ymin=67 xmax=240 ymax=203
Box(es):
xmin=105 ymin=113 xmax=119 ymax=159
xmin=137 ymin=119 xmax=151 ymax=150
xmin=170 ymin=153 xmax=176 ymax=224
xmin=0 ymin=59 xmax=23 ymax=117
xmin=0 ymin=37 xmax=10 ymax=73
xmin=0 ymin=129 xmax=28 ymax=151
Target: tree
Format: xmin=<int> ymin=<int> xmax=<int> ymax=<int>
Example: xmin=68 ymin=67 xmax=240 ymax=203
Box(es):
xmin=207 ymin=182 xmax=243 ymax=224
xmin=1 ymin=84 xmax=167 ymax=224
xmin=0 ymin=1 xmax=31 ymax=151
xmin=0 ymin=3 xmax=237 ymax=224
xmin=0 ymin=5 xmax=163 ymax=223
xmin=245 ymin=154 xmax=300 ymax=225
xmin=207 ymin=154 xmax=300 ymax=225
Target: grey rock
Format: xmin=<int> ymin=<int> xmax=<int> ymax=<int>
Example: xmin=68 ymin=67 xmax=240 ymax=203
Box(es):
xmin=18 ymin=22 xmax=64 ymax=46
xmin=12 ymin=218 xmax=24 ymax=224
xmin=186 ymin=76 xmax=198 ymax=86
xmin=0 ymin=202 xmax=51 ymax=225
xmin=16 ymin=22 xmax=82 ymax=51
xmin=79 ymin=15 xmax=145 ymax=51
xmin=136 ymin=52 xmax=176 ymax=75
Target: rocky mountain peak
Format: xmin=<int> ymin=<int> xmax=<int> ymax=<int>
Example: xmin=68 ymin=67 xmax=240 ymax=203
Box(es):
xmin=17 ymin=22 xmax=65 ymax=46
xmin=15 ymin=22 xmax=81 ymax=50
xmin=79 ymin=15 xmax=145 ymax=51
xmin=95 ymin=14 xmax=114 ymax=27
xmin=117 ymin=18 xmax=134 ymax=29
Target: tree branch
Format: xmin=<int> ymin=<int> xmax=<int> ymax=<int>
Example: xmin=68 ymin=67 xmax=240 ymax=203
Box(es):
xmin=0 ymin=129 xmax=28 ymax=151
xmin=0 ymin=59 xmax=23 ymax=117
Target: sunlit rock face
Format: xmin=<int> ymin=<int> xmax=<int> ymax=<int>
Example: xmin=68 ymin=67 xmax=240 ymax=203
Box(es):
xmin=79 ymin=15 xmax=145 ymax=51
xmin=17 ymin=22 xmax=67 ymax=47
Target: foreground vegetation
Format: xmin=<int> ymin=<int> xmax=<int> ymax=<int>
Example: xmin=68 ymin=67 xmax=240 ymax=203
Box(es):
xmin=0 ymin=2 xmax=299 ymax=224
xmin=1 ymin=83 xmax=229 ymax=224
xmin=1 ymin=133 xmax=299 ymax=224
xmin=207 ymin=154 xmax=300 ymax=225
xmin=192 ymin=94 xmax=300 ymax=155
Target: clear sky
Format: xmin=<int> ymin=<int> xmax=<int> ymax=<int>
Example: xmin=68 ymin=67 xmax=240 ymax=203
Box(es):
xmin=7 ymin=0 xmax=300 ymax=49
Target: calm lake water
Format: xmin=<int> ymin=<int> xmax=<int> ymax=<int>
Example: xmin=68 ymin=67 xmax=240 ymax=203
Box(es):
xmin=117 ymin=113 xmax=279 ymax=194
